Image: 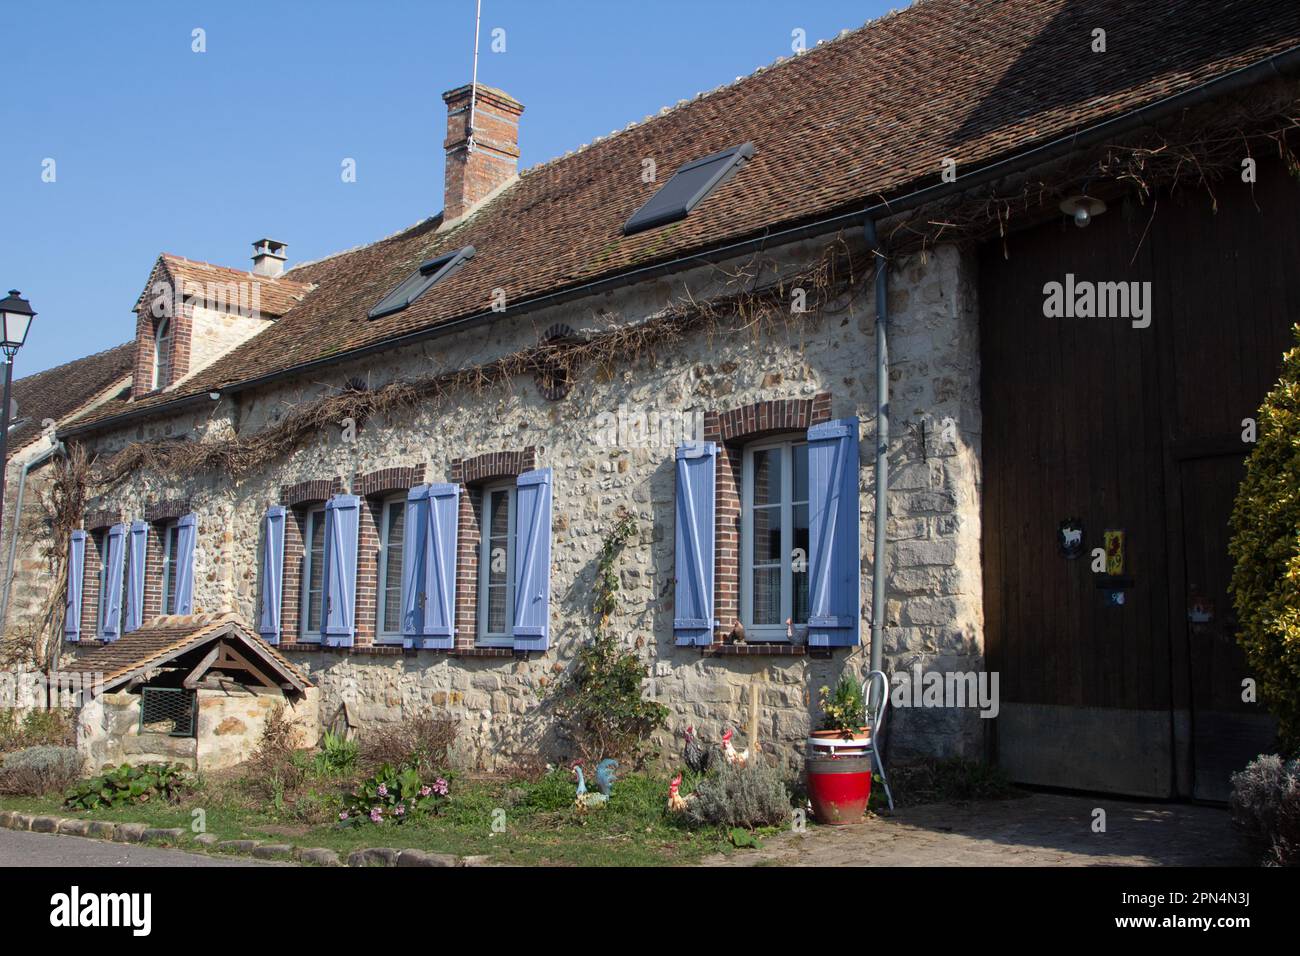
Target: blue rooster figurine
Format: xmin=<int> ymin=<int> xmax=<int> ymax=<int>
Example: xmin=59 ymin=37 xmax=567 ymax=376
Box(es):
xmin=595 ymin=758 xmax=618 ymax=797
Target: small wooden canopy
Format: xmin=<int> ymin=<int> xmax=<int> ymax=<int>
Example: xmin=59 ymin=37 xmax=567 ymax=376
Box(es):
xmin=62 ymin=612 xmax=311 ymax=697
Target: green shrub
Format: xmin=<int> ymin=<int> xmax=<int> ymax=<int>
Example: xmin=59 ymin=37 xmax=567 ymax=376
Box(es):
xmin=312 ymin=728 xmax=359 ymax=777
xmin=684 ymin=761 xmax=792 ymax=829
xmin=1230 ymin=329 xmax=1300 ymax=754
xmin=515 ymin=765 xmax=579 ymax=813
xmin=1230 ymin=754 xmax=1300 ymax=866
xmin=0 ymin=745 xmax=83 ymax=796
xmin=64 ymin=763 xmax=189 ymax=810
xmin=548 ymin=633 xmax=668 ymax=763
xmin=0 ymin=708 xmax=75 ymax=754
xmin=338 ymin=763 xmax=448 ymax=827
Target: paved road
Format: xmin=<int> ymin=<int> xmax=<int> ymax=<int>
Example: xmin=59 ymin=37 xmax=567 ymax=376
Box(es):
xmin=0 ymin=828 xmax=276 ymax=867
xmin=703 ymin=791 xmax=1255 ymax=866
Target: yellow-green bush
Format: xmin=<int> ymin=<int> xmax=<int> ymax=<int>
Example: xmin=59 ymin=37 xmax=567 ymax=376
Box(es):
xmin=1230 ymin=328 xmax=1300 ymax=756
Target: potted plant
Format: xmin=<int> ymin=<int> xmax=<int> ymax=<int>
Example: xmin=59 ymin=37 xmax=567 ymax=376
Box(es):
xmin=810 ymin=675 xmax=871 ymax=755
xmin=805 ymin=673 xmax=874 ymax=824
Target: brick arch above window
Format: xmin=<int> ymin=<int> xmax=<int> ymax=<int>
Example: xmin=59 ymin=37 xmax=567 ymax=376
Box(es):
xmin=84 ymin=509 xmax=121 ymax=532
xmin=353 ymin=465 xmax=426 ymax=499
xmin=704 ymin=393 xmax=832 ymax=445
xmin=280 ymin=478 xmax=344 ymax=508
xmin=450 ymin=447 xmax=536 ymax=486
xmin=145 ymin=498 xmax=191 ymax=523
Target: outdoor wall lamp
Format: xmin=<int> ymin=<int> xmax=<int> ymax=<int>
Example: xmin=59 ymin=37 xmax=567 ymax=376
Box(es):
xmin=1060 ymin=194 xmax=1107 ymax=228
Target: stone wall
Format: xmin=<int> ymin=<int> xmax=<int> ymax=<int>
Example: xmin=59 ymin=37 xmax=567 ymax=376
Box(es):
xmin=77 ymin=684 xmax=318 ymax=772
xmin=67 ymin=232 xmax=987 ymax=771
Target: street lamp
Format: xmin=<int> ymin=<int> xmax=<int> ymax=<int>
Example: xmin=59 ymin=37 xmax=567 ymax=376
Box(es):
xmin=0 ymin=290 xmax=37 ymax=539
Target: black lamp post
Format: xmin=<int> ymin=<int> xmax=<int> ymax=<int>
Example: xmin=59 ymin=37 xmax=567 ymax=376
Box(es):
xmin=0 ymin=290 xmax=37 ymax=535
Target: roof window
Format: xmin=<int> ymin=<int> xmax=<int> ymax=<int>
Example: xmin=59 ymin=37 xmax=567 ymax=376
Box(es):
xmin=367 ymin=246 xmax=476 ymax=320
xmin=622 ymin=143 xmax=755 ymax=236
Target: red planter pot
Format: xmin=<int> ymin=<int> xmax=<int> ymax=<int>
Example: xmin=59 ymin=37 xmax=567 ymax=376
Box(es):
xmin=806 ymin=753 xmax=873 ymax=825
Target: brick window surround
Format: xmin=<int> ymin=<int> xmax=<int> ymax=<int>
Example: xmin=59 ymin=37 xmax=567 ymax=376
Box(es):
xmin=80 ymin=529 xmax=104 ymax=639
xmin=131 ymin=300 xmax=193 ymax=399
xmin=353 ymin=465 xmax=426 ymax=648
xmin=703 ymin=394 xmax=832 ymax=644
xmin=449 ymin=447 xmax=536 ymax=651
xmin=279 ymin=479 xmax=342 ymax=641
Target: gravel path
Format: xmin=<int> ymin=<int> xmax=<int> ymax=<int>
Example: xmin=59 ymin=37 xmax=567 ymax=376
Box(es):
xmin=702 ymin=792 xmax=1254 ymax=866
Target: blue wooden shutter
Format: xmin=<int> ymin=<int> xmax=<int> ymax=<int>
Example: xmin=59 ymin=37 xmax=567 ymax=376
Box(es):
xmin=173 ymin=514 xmax=197 ymax=616
xmin=322 ymin=494 xmax=360 ymax=646
xmin=64 ymin=530 xmax=86 ymax=642
xmin=807 ymin=418 xmax=861 ymax=647
xmin=124 ymin=520 xmax=148 ymax=633
xmin=258 ymin=506 xmax=286 ymax=643
xmin=101 ymin=523 xmax=126 ymax=641
xmin=674 ymin=441 xmax=717 ymax=646
xmin=416 ymin=483 xmax=459 ymax=649
xmin=400 ymin=486 xmax=430 ymax=646
xmin=512 ymin=469 xmax=552 ymax=652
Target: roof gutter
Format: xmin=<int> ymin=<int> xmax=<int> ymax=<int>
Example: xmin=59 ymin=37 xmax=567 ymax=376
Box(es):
xmin=61 ymin=42 xmax=1300 ymax=440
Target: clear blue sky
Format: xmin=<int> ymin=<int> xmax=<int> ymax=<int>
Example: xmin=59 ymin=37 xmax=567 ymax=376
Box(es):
xmin=0 ymin=0 xmax=905 ymax=377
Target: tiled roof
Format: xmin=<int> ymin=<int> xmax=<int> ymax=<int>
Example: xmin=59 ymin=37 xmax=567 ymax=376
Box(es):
xmin=136 ymin=254 xmax=314 ymax=320
xmin=74 ymin=0 xmax=1300 ymax=431
xmin=62 ymin=612 xmax=312 ymax=693
xmin=7 ymin=342 xmax=134 ymax=457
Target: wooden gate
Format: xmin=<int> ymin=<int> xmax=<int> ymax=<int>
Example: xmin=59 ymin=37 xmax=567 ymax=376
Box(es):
xmin=979 ymin=160 xmax=1291 ymax=798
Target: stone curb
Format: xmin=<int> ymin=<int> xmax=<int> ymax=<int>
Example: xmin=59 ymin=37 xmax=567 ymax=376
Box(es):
xmin=0 ymin=810 xmax=467 ymax=867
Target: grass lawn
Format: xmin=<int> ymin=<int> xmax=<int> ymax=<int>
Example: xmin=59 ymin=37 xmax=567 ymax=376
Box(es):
xmin=0 ymin=768 xmax=747 ymax=866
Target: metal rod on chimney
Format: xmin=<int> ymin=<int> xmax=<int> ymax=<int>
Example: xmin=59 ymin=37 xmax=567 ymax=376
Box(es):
xmin=468 ymin=0 xmax=483 ymax=154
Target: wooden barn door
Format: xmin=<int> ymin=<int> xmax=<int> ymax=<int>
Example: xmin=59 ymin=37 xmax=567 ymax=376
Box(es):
xmin=980 ymin=161 xmax=1292 ymax=798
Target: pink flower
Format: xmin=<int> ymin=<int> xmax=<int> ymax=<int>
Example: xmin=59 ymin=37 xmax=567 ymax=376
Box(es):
xmin=339 ymin=811 xmax=349 ymax=821
xmin=369 ymin=807 xmax=383 ymax=823
xmin=433 ymin=778 xmax=449 ymax=796
xmin=394 ymin=804 xmax=405 ymax=816
xmin=419 ymin=786 xmax=432 ymax=797
xmin=377 ymin=784 xmax=388 ymax=797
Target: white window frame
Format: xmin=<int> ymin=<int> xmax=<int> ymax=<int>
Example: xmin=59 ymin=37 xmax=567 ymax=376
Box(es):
xmin=152 ymin=317 xmax=172 ymax=390
xmin=476 ymin=482 xmax=516 ymax=646
xmin=740 ymin=434 xmax=810 ymax=642
xmin=375 ymin=495 xmax=406 ymax=645
xmin=299 ymin=505 xmax=327 ymax=642
xmin=159 ymin=519 xmax=180 ymax=615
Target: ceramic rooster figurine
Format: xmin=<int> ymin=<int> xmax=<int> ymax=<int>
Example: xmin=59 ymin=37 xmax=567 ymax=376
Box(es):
xmin=594 ymin=758 xmax=618 ymax=798
xmin=682 ymin=725 xmax=715 ymax=775
xmin=667 ymin=772 xmax=695 ymax=813
xmin=721 ymin=727 xmax=749 ymax=768
xmin=572 ymin=762 xmax=607 ymax=812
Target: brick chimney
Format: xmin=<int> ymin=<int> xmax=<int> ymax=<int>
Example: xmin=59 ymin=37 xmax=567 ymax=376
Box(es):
xmin=442 ymin=83 xmax=524 ymax=222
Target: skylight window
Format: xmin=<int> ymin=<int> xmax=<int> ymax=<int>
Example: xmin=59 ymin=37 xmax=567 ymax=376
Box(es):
xmin=622 ymin=143 xmax=756 ymax=236
xmin=367 ymin=246 xmax=476 ymax=320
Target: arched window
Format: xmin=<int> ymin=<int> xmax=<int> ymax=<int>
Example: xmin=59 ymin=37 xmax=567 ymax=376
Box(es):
xmin=152 ymin=318 xmax=172 ymax=389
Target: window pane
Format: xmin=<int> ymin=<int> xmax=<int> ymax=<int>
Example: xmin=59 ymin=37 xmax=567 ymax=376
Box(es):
xmin=163 ymin=526 xmax=178 ymax=615
xmin=752 ymin=447 xmax=781 ymax=507
xmin=792 ymin=443 xmax=809 ymax=503
xmin=382 ymin=502 xmax=405 ymax=634
xmin=120 ymin=543 xmax=130 ymax=630
xmin=753 ymin=566 xmax=781 ymax=626
xmin=793 ymin=502 xmax=810 ymax=624
xmin=483 ymin=488 xmax=514 ymax=637
xmin=752 ymin=505 xmax=782 ymax=563
xmin=307 ymin=513 xmax=325 ymax=632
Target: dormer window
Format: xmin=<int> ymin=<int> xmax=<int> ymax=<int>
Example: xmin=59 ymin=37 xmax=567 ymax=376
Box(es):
xmin=367 ymin=246 xmax=475 ymax=320
xmin=153 ymin=317 xmax=173 ymax=390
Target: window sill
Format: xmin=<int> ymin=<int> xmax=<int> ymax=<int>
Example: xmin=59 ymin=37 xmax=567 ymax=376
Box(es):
xmin=702 ymin=642 xmax=809 ymax=657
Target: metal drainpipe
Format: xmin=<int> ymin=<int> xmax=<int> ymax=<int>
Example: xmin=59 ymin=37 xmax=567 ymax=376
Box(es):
xmin=863 ymin=218 xmax=888 ymax=687
xmin=0 ymin=440 xmax=64 ymax=629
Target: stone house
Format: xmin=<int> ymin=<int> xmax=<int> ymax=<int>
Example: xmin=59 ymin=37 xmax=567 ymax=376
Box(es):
xmin=14 ymin=0 xmax=1300 ymax=795
xmin=1 ymin=342 xmax=134 ymax=655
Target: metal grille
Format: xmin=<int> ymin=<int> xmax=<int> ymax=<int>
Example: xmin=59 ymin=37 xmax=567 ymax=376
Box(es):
xmin=139 ymin=687 xmax=196 ymax=738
